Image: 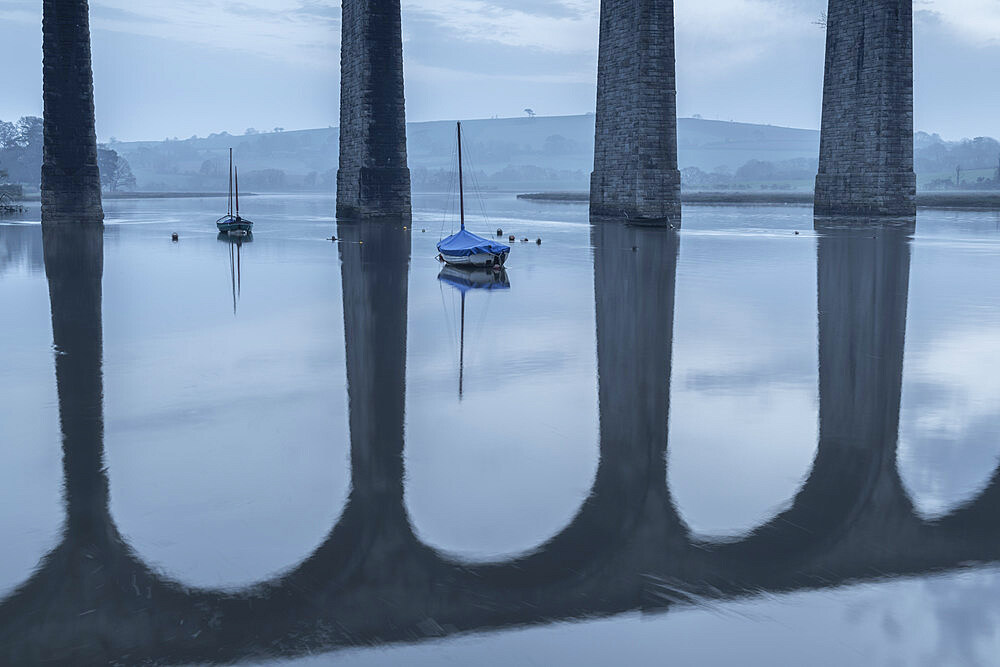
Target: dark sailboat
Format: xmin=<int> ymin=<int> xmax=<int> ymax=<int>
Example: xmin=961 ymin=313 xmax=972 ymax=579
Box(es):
xmin=217 ymin=148 xmax=253 ymax=234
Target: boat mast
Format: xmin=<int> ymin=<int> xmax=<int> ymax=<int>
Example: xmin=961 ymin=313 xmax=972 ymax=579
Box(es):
xmin=228 ymin=148 xmax=233 ymax=217
xmin=235 ymin=166 xmax=240 ymax=217
xmin=457 ymin=122 xmax=465 ymax=231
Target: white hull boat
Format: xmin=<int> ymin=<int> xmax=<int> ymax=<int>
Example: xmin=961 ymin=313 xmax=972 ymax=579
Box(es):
xmin=437 ymin=122 xmax=510 ymax=268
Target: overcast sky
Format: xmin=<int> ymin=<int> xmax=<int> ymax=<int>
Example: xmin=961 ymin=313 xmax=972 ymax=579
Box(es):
xmin=0 ymin=0 xmax=998 ymax=141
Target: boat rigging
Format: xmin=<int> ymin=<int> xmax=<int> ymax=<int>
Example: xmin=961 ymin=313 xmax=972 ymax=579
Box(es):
xmin=437 ymin=122 xmax=510 ymax=268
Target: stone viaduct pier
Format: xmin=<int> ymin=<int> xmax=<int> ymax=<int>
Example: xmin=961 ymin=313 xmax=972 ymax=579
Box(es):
xmin=335 ymin=0 xmax=411 ymax=220
xmin=40 ymin=0 xmax=103 ymax=221
xmin=815 ymin=0 xmax=916 ymax=217
xmin=590 ymin=0 xmax=681 ymax=224
xmin=36 ymin=0 xmax=920 ymax=225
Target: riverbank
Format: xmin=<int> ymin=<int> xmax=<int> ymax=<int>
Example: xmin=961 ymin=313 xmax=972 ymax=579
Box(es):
xmin=518 ymin=191 xmax=1000 ymax=210
xmin=16 ymin=191 xmax=254 ymax=202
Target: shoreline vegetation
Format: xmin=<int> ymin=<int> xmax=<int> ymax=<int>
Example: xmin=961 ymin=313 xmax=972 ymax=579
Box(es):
xmin=5 ymin=114 xmax=1000 ymax=196
xmin=517 ymin=191 xmax=1000 ymax=210
xmin=16 ymin=191 xmax=252 ymax=202
xmin=5 ymin=189 xmax=998 ymax=211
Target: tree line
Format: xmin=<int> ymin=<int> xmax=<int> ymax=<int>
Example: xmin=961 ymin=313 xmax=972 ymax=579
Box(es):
xmin=0 ymin=116 xmax=136 ymax=193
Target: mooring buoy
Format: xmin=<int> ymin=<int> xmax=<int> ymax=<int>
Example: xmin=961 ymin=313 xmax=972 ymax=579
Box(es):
xmin=171 ymin=233 xmax=178 ymax=242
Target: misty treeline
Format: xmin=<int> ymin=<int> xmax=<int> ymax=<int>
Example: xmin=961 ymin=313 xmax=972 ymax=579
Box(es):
xmin=681 ymin=158 xmax=817 ymax=189
xmin=0 ymin=116 xmax=136 ymax=193
xmin=4 ymin=114 xmax=1000 ymax=193
xmin=683 ymin=135 xmax=1000 ymax=190
xmin=108 ymin=126 xmax=592 ymax=192
xmin=916 ymin=133 xmax=1000 ymax=189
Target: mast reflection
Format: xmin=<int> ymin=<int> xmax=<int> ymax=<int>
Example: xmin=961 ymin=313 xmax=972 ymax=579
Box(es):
xmin=437 ymin=264 xmax=511 ymax=398
xmin=218 ymin=231 xmax=252 ymax=314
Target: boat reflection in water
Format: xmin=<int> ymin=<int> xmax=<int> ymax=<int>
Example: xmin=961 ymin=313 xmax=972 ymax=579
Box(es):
xmin=437 ymin=264 xmax=510 ymax=398
xmin=218 ymin=231 xmax=252 ymax=314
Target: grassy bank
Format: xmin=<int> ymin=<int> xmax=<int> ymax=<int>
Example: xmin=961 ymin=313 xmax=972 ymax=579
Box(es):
xmin=518 ymin=191 xmax=1000 ymax=210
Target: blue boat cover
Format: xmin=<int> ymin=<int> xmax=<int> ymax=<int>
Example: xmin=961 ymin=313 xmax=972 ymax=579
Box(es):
xmin=437 ymin=228 xmax=510 ymax=257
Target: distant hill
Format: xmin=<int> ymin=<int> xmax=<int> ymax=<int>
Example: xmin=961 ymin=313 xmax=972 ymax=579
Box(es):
xmin=111 ymin=115 xmax=821 ymax=193
xmin=103 ymin=115 xmax=1000 ymax=193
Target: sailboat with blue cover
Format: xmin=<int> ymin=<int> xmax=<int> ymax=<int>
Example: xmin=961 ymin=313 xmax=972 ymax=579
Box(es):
xmin=437 ymin=122 xmax=510 ymax=268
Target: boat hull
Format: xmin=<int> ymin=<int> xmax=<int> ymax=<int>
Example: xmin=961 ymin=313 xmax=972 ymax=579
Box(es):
xmin=216 ymin=216 xmax=253 ymax=233
xmin=440 ymin=250 xmax=508 ymax=267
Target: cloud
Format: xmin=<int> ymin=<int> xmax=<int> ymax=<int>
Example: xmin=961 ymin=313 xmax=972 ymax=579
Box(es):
xmin=0 ymin=0 xmax=340 ymax=68
xmin=920 ymin=0 xmax=1000 ymax=45
xmin=403 ymin=0 xmax=597 ymax=54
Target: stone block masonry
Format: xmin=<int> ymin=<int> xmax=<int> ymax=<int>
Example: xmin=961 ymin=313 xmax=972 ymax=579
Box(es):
xmin=337 ymin=0 xmax=411 ymax=220
xmin=41 ymin=0 xmax=104 ymax=222
xmin=815 ymin=0 xmax=916 ymax=218
xmin=590 ymin=0 xmax=680 ymax=225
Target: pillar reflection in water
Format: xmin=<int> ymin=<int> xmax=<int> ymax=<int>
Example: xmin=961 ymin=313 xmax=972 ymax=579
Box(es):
xmin=43 ymin=216 xmax=106 ymax=539
xmin=335 ymin=219 xmax=414 ymax=556
xmin=593 ymin=221 xmax=679 ymax=522
xmin=588 ymin=221 xmax=687 ymax=568
xmin=817 ymin=221 xmax=912 ymax=486
xmin=707 ymin=219 xmax=913 ymax=580
xmin=0 ymin=209 xmax=117 ymax=664
xmin=451 ymin=219 xmax=683 ymax=599
xmin=810 ymin=220 xmax=915 ymax=562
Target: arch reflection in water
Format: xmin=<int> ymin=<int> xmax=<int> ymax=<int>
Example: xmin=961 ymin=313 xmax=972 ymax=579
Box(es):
xmin=668 ymin=228 xmax=819 ymax=540
xmin=6 ymin=214 xmax=1000 ymax=664
xmin=698 ymin=219 xmax=914 ymax=579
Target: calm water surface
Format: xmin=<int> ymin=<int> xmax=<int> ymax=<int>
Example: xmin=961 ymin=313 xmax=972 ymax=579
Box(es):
xmin=2 ymin=194 xmax=1000 ymax=665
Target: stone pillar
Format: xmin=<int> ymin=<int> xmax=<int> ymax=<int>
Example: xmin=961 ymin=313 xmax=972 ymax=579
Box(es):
xmin=41 ymin=0 xmax=104 ymax=221
xmin=336 ymin=0 xmax=411 ymax=220
xmin=591 ymin=0 xmax=680 ymax=225
xmin=815 ymin=0 xmax=916 ymax=218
